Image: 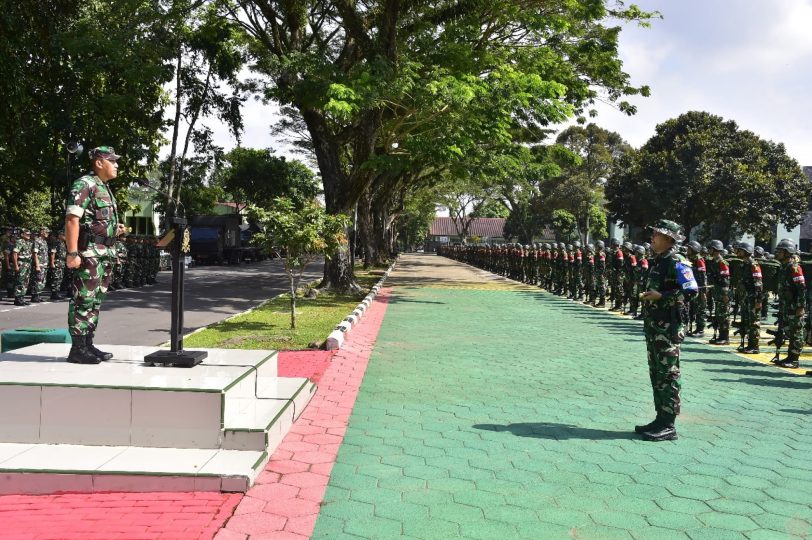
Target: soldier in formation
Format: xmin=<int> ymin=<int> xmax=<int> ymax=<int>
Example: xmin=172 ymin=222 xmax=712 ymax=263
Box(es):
xmin=439 ymin=232 xmax=810 ymax=377
xmin=0 ymin=223 xmax=161 ymax=304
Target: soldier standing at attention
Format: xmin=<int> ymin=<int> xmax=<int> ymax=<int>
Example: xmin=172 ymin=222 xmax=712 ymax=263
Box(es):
xmin=594 ymin=240 xmax=607 ymax=307
xmin=707 ymin=240 xmax=731 ymax=345
xmin=773 ymin=239 xmax=806 ymax=368
xmin=12 ymin=228 xmax=34 ymax=306
xmin=65 ymin=146 xmax=126 ymax=364
xmin=48 ymin=229 xmax=67 ymax=301
xmin=734 ymin=243 xmax=763 ymax=354
xmin=636 ymin=220 xmax=697 ymax=442
xmin=609 ymin=238 xmax=625 ymax=311
xmin=685 ymin=241 xmax=707 ymax=337
xmin=3 ymin=227 xmax=15 ymax=299
xmin=32 ymin=227 xmax=49 ymax=302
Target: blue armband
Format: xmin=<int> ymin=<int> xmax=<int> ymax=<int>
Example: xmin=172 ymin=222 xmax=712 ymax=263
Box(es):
xmin=676 ymin=261 xmax=698 ymax=292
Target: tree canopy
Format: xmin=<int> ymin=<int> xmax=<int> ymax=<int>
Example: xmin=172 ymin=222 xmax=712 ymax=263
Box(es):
xmin=606 ymin=111 xmax=812 ymax=239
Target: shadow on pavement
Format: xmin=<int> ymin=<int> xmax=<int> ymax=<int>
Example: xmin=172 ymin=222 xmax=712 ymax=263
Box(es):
xmin=472 ymin=422 xmax=638 ymax=441
xmin=713 ymin=377 xmax=812 ymax=390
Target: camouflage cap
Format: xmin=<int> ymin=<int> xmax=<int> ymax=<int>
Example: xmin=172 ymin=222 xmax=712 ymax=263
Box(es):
xmin=647 ymin=219 xmax=685 ymax=243
xmin=88 ymin=145 xmax=121 ymax=161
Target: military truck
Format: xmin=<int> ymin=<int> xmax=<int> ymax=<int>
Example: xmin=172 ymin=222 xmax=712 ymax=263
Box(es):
xmin=189 ymin=215 xmax=264 ymax=265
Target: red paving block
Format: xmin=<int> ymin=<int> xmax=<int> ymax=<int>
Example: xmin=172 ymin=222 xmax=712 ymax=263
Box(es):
xmin=222 ymin=512 xmax=287 ymax=535
xmin=281 ymin=471 xmax=330 ymax=489
xmin=216 ymin=290 xmax=392 ymax=539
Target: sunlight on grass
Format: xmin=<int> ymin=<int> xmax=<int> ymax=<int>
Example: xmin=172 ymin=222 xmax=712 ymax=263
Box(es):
xmin=184 ymin=265 xmax=387 ymax=351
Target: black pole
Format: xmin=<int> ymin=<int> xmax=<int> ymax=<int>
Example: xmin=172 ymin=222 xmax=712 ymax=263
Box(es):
xmin=144 ymin=206 xmax=207 ymax=367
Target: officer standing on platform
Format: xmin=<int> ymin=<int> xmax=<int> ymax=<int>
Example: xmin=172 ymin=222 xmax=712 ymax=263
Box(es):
xmin=65 ymin=146 xmax=127 ymax=364
xmin=636 ymin=220 xmax=697 ymax=442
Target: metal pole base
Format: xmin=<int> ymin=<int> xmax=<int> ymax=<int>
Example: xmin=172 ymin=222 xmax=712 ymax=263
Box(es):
xmin=144 ymin=349 xmax=208 ymax=368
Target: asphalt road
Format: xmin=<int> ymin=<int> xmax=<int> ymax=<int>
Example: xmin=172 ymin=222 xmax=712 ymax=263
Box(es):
xmin=0 ymin=259 xmax=324 ymax=346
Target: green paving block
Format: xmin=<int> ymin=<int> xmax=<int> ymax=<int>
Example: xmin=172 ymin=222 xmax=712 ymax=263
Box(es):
xmin=698 ymin=512 xmax=759 ymax=532
xmin=646 ymin=509 xmax=704 ymax=530
xmin=1 ymin=327 xmax=71 ymax=352
xmin=458 ymin=519 xmax=518 ymax=539
xmin=402 ymin=518 xmax=459 ymax=539
xmin=311 ymin=276 xmax=812 ymax=540
xmin=343 ymin=517 xmax=402 ymax=539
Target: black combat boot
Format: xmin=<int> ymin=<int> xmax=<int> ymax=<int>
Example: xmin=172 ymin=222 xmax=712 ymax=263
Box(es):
xmin=741 ymin=338 xmax=760 ymax=354
xmin=595 ymin=299 xmax=606 ymax=308
xmin=643 ymin=413 xmax=677 ymax=441
xmin=13 ymin=296 xmax=29 ymax=306
xmin=67 ymin=335 xmax=102 ymax=365
xmin=634 ymin=413 xmax=662 ymax=434
xmin=31 ymin=295 xmax=43 ymax=303
xmin=775 ymin=353 xmax=800 ymax=369
xmin=709 ymin=329 xmax=730 ymax=345
xmin=86 ymin=333 xmax=113 ymax=361
xmin=50 ymin=292 xmax=61 ymax=301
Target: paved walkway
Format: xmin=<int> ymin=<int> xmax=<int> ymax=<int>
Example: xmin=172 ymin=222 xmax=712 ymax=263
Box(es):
xmin=308 ymin=254 xmax=812 ymax=540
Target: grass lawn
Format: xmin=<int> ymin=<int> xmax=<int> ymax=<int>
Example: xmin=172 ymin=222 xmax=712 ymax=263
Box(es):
xmin=183 ymin=265 xmax=387 ymax=351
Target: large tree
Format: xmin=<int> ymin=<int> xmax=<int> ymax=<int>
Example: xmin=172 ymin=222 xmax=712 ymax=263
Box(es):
xmin=606 ymin=111 xmax=812 ymax=238
xmin=226 ymin=0 xmax=655 ymax=291
xmin=555 ymin=124 xmax=631 ymax=242
xmin=0 ymin=0 xmax=177 ymax=225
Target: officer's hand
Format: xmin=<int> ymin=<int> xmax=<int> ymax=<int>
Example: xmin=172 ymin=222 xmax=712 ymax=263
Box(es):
xmin=66 ymin=255 xmax=81 ymax=269
xmin=755 ymin=303 xmax=762 ymax=310
xmin=796 ymin=307 xmax=805 ymax=318
xmin=117 ymin=223 xmax=126 ymax=235
xmin=641 ymin=290 xmax=662 ymax=301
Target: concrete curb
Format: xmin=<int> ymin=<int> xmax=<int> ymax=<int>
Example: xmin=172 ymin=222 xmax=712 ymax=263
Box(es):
xmin=325 ymin=257 xmax=398 ymax=350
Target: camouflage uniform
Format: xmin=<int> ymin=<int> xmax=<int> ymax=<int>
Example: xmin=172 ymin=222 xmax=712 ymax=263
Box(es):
xmin=736 ymin=247 xmax=763 ymax=353
xmin=594 ymin=242 xmax=607 ymax=307
xmin=609 ymin=242 xmax=625 ymax=310
xmin=4 ymin=230 xmax=16 ymax=298
xmin=49 ymin=233 xmax=67 ymax=299
xmin=12 ymin=231 xmax=34 ymax=304
xmin=708 ymin=243 xmax=731 ymax=345
xmin=776 ymin=249 xmax=806 ymax=366
xmin=66 ymin=172 xmax=119 ymax=337
xmin=637 ymin=220 xmax=696 ymax=442
xmin=32 ymin=231 xmax=49 ymax=301
xmin=113 ymin=237 xmax=128 ymax=289
xmin=686 ymin=242 xmax=707 ymax=337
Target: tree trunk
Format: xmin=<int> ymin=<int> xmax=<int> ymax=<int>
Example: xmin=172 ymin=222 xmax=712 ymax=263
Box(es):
xmin=300 ymin=108 xmax=361 ymax=292
xmin=289 ymin=270 xmax=297 ymax=329
xmin=372 ymin=206 xmax=389 ymax=266
xmin=358 ymin=191 xmax=375 ymax=268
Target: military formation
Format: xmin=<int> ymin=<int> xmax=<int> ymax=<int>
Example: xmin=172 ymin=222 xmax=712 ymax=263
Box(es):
xmin=1 ymin=225 xmax=162 ymax=306
xmin=439 ymin=237 xmax=809 ymax=370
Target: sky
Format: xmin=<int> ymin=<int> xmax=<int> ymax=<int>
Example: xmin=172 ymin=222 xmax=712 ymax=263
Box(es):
xmin=199 ymin=0 xmax=812 ymax=166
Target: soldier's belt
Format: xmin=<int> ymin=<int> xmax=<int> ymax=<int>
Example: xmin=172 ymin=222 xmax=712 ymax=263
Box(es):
xmin=88 ymin=234 xmax=116 ymax=247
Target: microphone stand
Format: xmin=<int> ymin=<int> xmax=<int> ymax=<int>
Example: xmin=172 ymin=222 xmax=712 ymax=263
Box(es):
xmin=135 ymin=180 xmax=207 ymax=367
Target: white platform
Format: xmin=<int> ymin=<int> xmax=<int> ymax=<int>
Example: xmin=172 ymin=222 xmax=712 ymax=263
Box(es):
xmin=0 ymin=344 xmax=317 ymax=494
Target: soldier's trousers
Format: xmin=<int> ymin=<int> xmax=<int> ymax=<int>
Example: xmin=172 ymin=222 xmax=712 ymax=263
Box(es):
xmin=782 ymin=310 xmax=805 ymax=357
xmin=644 ymin=317 xmax=682 ymax=416
xmin=49 ymin=265 xmax=65 ymax=294
xmin=612 ymin=274 xmax=624 ymax=306
xmin=5 ymin=268 xmax=15 ymax=296
xmin=33 ymin=266 xmax=47 ymax=295
xmin=68 ymin=256 xmax=113 ymax=336
xmin=741 ymin=295 xmax=760 ymax=347
xmin=595 ymin=273 xmax=606 ymax=302
xmin=13 ymin=264 xmax=31 ymax=298
xmin=690 ymin=290 xmax=707 ymax=332
xmin=712 ymin=288 xmax=730 ymax=337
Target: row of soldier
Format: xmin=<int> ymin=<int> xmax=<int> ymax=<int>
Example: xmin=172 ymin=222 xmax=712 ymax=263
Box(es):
xmin=2 ymin=226 xmax=162 ymax=306
xmin=440 ymin=237 xmax=808 ymax=369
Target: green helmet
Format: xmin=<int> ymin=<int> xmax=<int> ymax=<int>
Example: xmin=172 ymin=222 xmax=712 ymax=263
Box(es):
xmin=708 ymin=240 xmax=724 ymax=252
xmin=736 ymin=241 xmax=754 ymax=255
xmin=775 ymin=238 xmax=797 ymax=255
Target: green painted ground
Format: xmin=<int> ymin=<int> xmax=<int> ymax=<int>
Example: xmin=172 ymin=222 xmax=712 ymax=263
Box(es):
xmin=312 ymin=257 xmax=812 ymax=539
